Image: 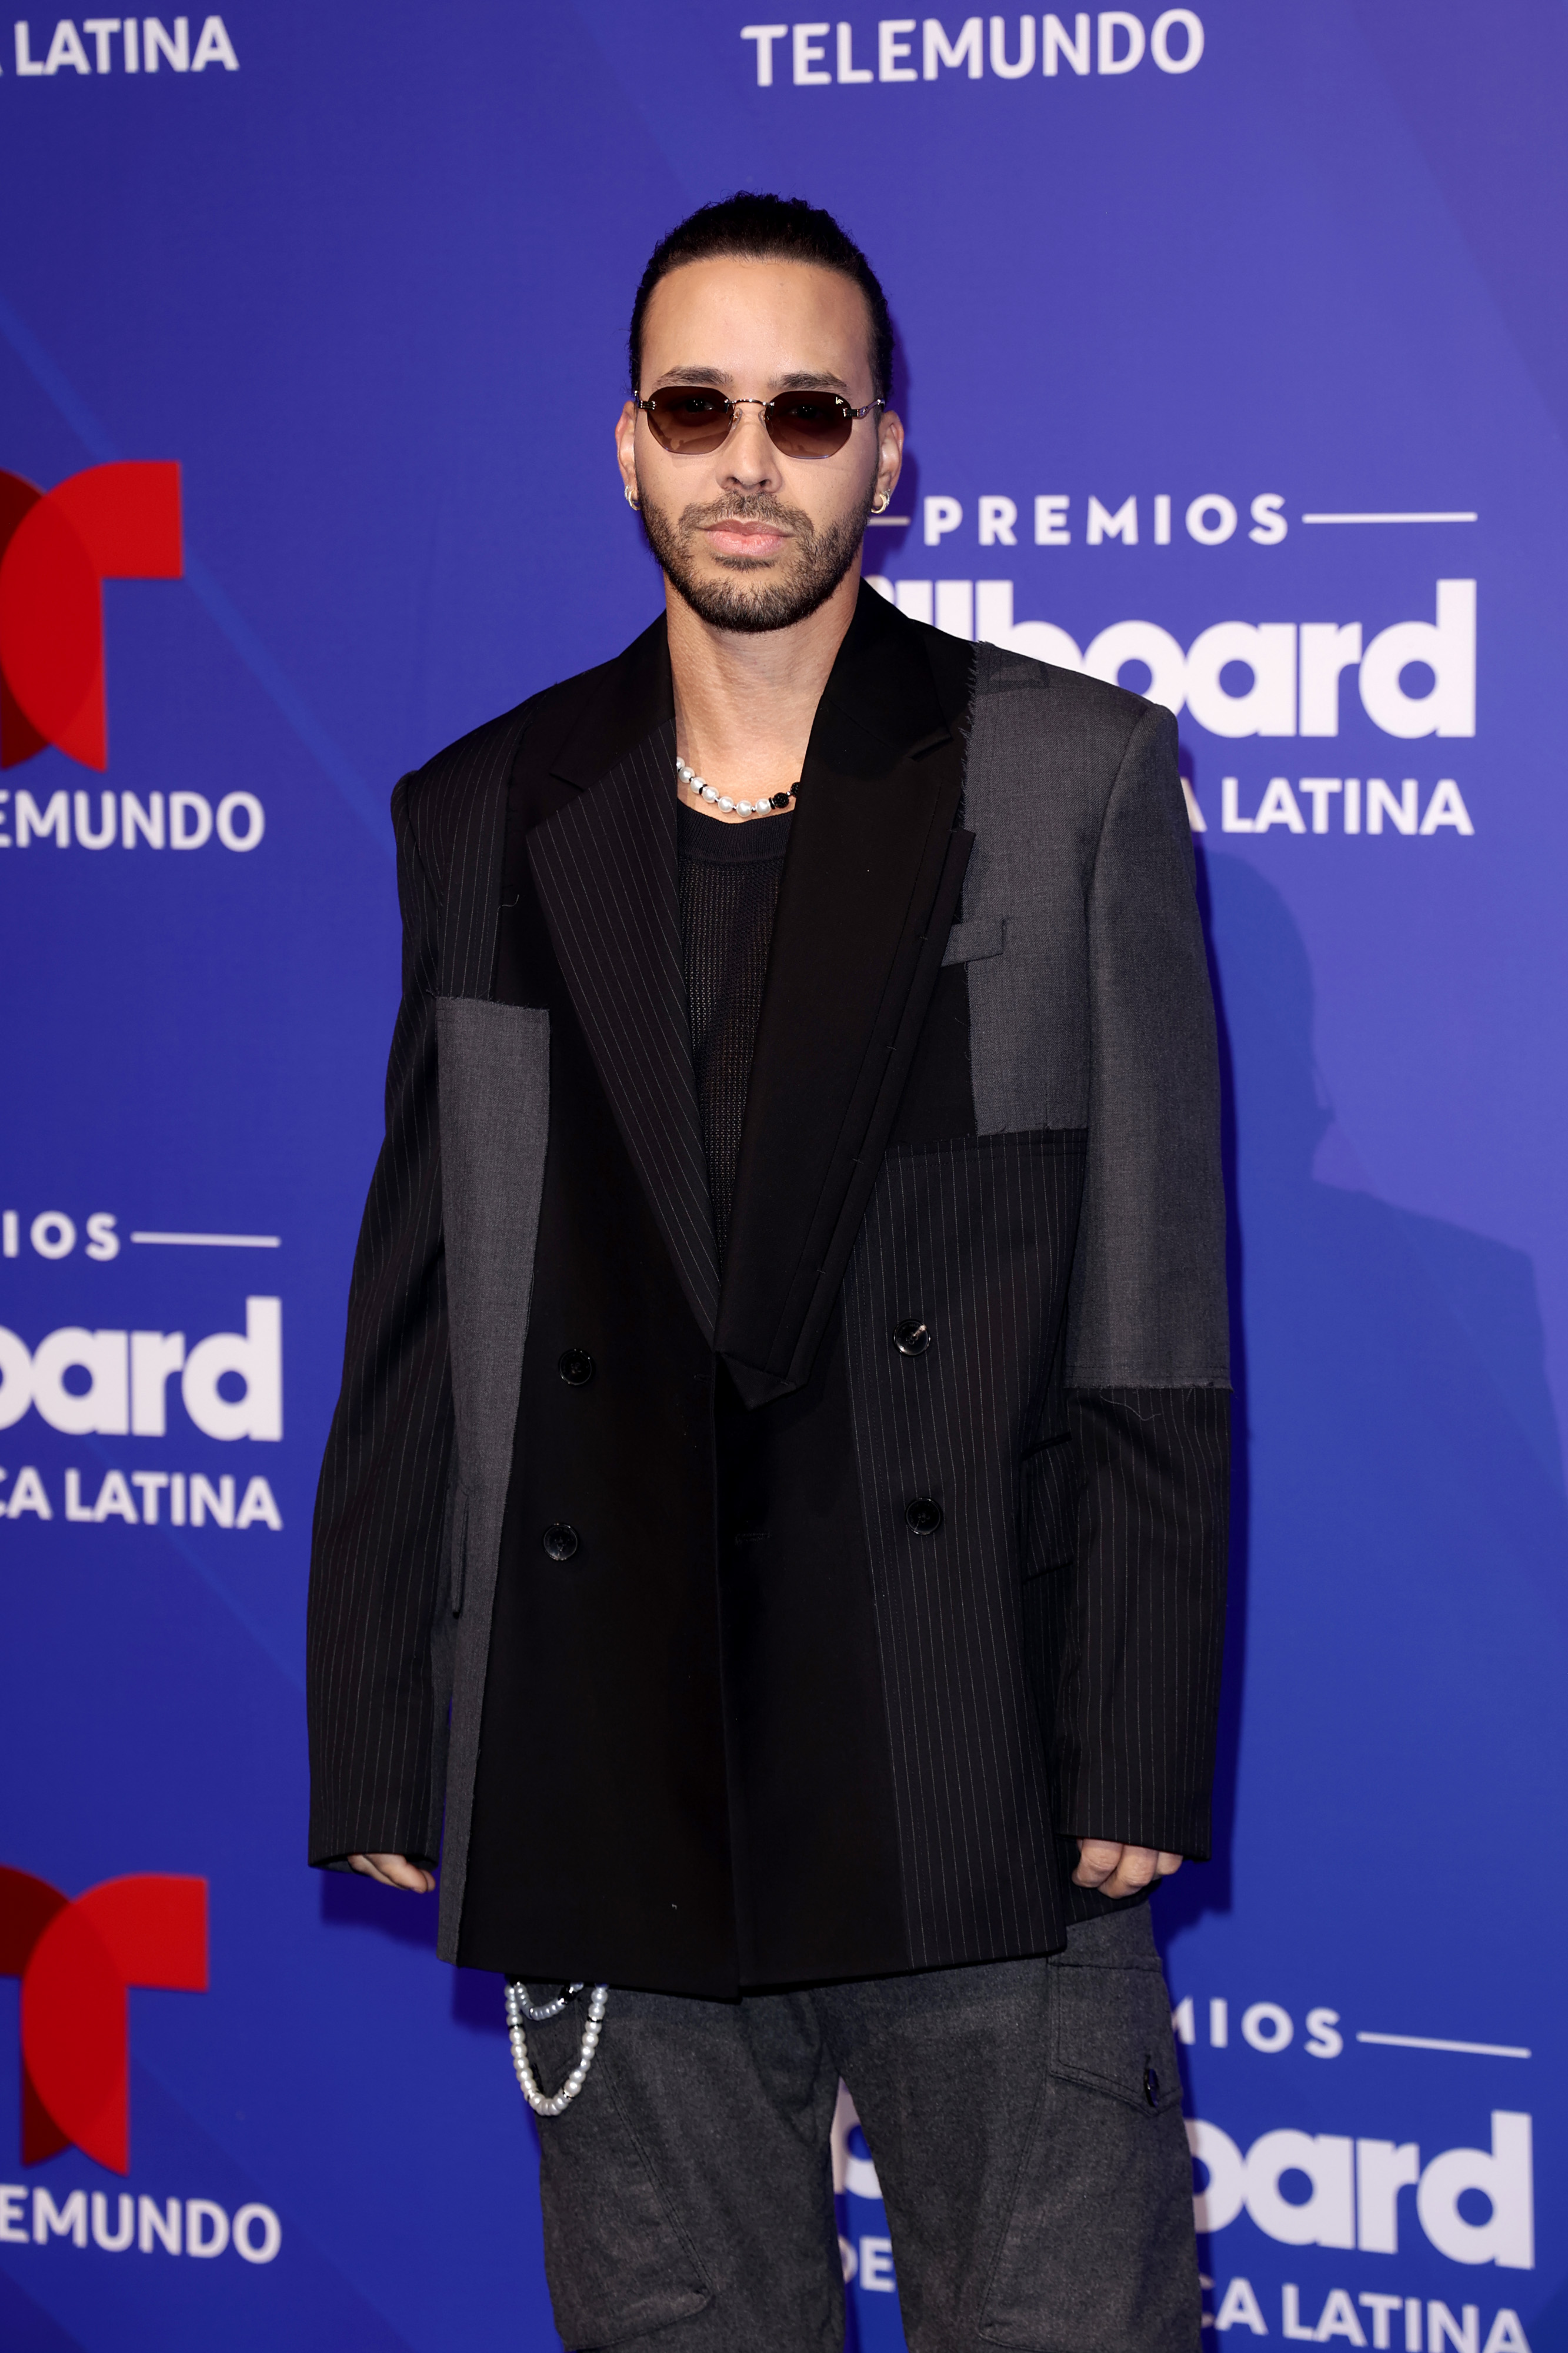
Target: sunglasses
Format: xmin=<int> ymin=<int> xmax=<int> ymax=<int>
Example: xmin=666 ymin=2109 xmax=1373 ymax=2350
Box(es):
xmin=635 ymin=386 xmax=884 ymax=459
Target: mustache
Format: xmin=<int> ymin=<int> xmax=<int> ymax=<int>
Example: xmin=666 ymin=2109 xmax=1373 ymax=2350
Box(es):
xmin=678 ymin=495 xmax=814 ymax=540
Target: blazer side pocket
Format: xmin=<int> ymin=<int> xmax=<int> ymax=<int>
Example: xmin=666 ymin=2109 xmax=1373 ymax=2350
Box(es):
xmin=942 ymin=915 xmax=1006 ymax=966
xmin=1019 ymin=1432 xmax=1078 ymax=1580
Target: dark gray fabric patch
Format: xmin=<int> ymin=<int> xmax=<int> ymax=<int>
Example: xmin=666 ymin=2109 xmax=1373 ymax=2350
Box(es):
xmin=958 ymin=651 xmax=1097 ymax=1132
xmin=433 ymin=994 xmax=550 ymax=1956
xmin=961 ymin=646 xmax=1229 ymax=1388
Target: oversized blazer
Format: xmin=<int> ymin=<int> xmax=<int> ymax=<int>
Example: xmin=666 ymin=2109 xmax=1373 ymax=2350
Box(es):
xmin=307 ymin=584 xmax=1230 ymax=1997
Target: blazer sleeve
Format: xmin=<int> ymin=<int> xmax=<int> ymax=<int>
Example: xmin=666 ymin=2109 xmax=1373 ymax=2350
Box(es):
xmin=1050 ymin=701 xmax=1231 ymax=1858
xmin=306 ymin=778 xmax=455 ymax=1868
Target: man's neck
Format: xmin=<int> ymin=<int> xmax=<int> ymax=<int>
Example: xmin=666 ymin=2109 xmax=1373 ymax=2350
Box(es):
xmin=665 ymin=562 xmax=861 ymax=806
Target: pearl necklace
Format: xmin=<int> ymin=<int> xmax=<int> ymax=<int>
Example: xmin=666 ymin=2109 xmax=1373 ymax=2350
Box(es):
xmin=505 ymin=1979 xmax=609 ymax=2117
xmin=676 ymin=752 xmax=797 ymax=818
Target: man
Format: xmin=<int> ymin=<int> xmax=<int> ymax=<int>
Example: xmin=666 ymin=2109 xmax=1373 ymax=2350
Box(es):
xmin=308 ymin=194 xmax=1229 ymax=2352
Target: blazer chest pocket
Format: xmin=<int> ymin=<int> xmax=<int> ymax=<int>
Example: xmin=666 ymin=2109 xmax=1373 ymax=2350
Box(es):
xmin=1019 ymin=1434 xmax=1078 ymax=1579
xmin=942 ymin=915 xmax=1005 ymax=967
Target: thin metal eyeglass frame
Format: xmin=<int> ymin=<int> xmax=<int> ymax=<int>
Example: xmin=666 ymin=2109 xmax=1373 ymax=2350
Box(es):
xmin=633 ymin=389 xmax=885 ymax=456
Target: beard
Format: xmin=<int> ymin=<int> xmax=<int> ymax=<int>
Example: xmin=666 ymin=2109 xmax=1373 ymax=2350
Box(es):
xmin=638 ymin=482 xmax=873 ymax=634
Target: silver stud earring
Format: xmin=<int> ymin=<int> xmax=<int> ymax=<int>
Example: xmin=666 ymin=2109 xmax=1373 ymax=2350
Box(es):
xmin=625 ymin=483 xmax=640 ymax=511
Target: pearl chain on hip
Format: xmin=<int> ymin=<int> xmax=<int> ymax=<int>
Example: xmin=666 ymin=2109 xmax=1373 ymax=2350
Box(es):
xmin=505 ymin=1979 xmax=610 ymax=2117
xmin=676 ymin=753 xmax=796 ymax=818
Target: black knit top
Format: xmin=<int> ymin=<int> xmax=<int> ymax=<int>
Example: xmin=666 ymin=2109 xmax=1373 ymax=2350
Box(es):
xmin=676 ymin=799 xmax=792 ymax=1257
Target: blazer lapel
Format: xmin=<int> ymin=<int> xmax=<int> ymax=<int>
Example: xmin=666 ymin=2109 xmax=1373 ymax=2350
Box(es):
xmin=528 ymin=669 xmax=721 ymax=1345
xmin=718 ymin=589 xmax=976 ymax=1407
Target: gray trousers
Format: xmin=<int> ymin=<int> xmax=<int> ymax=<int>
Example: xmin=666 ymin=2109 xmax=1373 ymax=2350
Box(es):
xmin=522 ymin=1906 xmax=1200 ymax=2353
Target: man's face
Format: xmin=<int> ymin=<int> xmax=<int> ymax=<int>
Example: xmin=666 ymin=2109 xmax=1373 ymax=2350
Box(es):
xmin=616 ymin=256 xmax=902 ymax=634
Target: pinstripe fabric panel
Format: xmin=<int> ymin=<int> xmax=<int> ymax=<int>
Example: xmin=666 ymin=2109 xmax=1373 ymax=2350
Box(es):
xmin=308 ymin=786 xmax=455 ymax=1865
xmin=429 ymin=702 xmax=532 ymax=998
xmin=528 ymin=721 xmax=720 ymax=1342
xmin=1036 ymin=1386 xmax=1229 ymax=1858
xmin=842 ymin=1131 xmax=1087 ymax=1968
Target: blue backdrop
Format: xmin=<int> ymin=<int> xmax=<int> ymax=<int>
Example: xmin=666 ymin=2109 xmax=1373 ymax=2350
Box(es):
xmin=1 ymin=2 xmax=1563 ymax=2345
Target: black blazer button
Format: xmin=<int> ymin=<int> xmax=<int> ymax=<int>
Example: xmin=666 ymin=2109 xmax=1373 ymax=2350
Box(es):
xmin=541 ymin=1522 xmax=579 ymax=1562
xmin=558 ymin=1349 xmax=595 ymax=1387
xmin=1144 ymin=2064 xmax=1160 ymax=2108
xmin=892 ymin=1318 xmax=931 ymax=1357
xmin=905 ymin=1497 xmax=943 ymax=1537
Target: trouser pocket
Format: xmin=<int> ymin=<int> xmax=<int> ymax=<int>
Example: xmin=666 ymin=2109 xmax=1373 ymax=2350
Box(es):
xmin=979 ymin=1915 xmax=1200 ymax=2353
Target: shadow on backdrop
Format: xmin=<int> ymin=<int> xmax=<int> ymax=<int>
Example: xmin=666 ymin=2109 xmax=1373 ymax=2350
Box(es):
xmin=1156 ymin=842 xmax=1566 ymax=1950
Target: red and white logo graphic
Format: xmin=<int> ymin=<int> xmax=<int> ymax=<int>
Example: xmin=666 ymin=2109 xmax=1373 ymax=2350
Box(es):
xmin=0 ymin=461 xmax=182 ymax=770
xmin=0 ymin=1865 xmax=207 ymax=2172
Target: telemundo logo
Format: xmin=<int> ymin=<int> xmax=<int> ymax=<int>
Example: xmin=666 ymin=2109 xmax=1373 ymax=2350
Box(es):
xmin=742 ymin=13 xmax=1206 ymax=87
xmin=0 ymin=789 xmax=264 ymax=852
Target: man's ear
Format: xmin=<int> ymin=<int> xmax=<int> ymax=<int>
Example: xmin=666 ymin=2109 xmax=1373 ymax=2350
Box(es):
xmin=875 ymin=409 xmax=905 ymax=504
xmin=615 ymin=399 xmax=640 ymax=501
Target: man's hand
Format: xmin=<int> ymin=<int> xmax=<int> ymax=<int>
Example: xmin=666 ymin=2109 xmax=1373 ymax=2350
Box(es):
xmin=1073 ymin=1839 xmax=1183 ymax=1899
xmin=348 ymin=1852 xmax=435 ymax=1894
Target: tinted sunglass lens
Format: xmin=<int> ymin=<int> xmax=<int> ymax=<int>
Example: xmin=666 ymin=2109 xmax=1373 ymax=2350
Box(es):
xmin=644 ymin=389 xmax=732 ymax=454
xmin=767 ymin=395 xmax=853 ymax=456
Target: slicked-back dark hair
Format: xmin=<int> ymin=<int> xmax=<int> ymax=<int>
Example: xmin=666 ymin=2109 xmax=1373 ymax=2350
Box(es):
xmin=629 ymin=192 xmax=895 ymax=403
